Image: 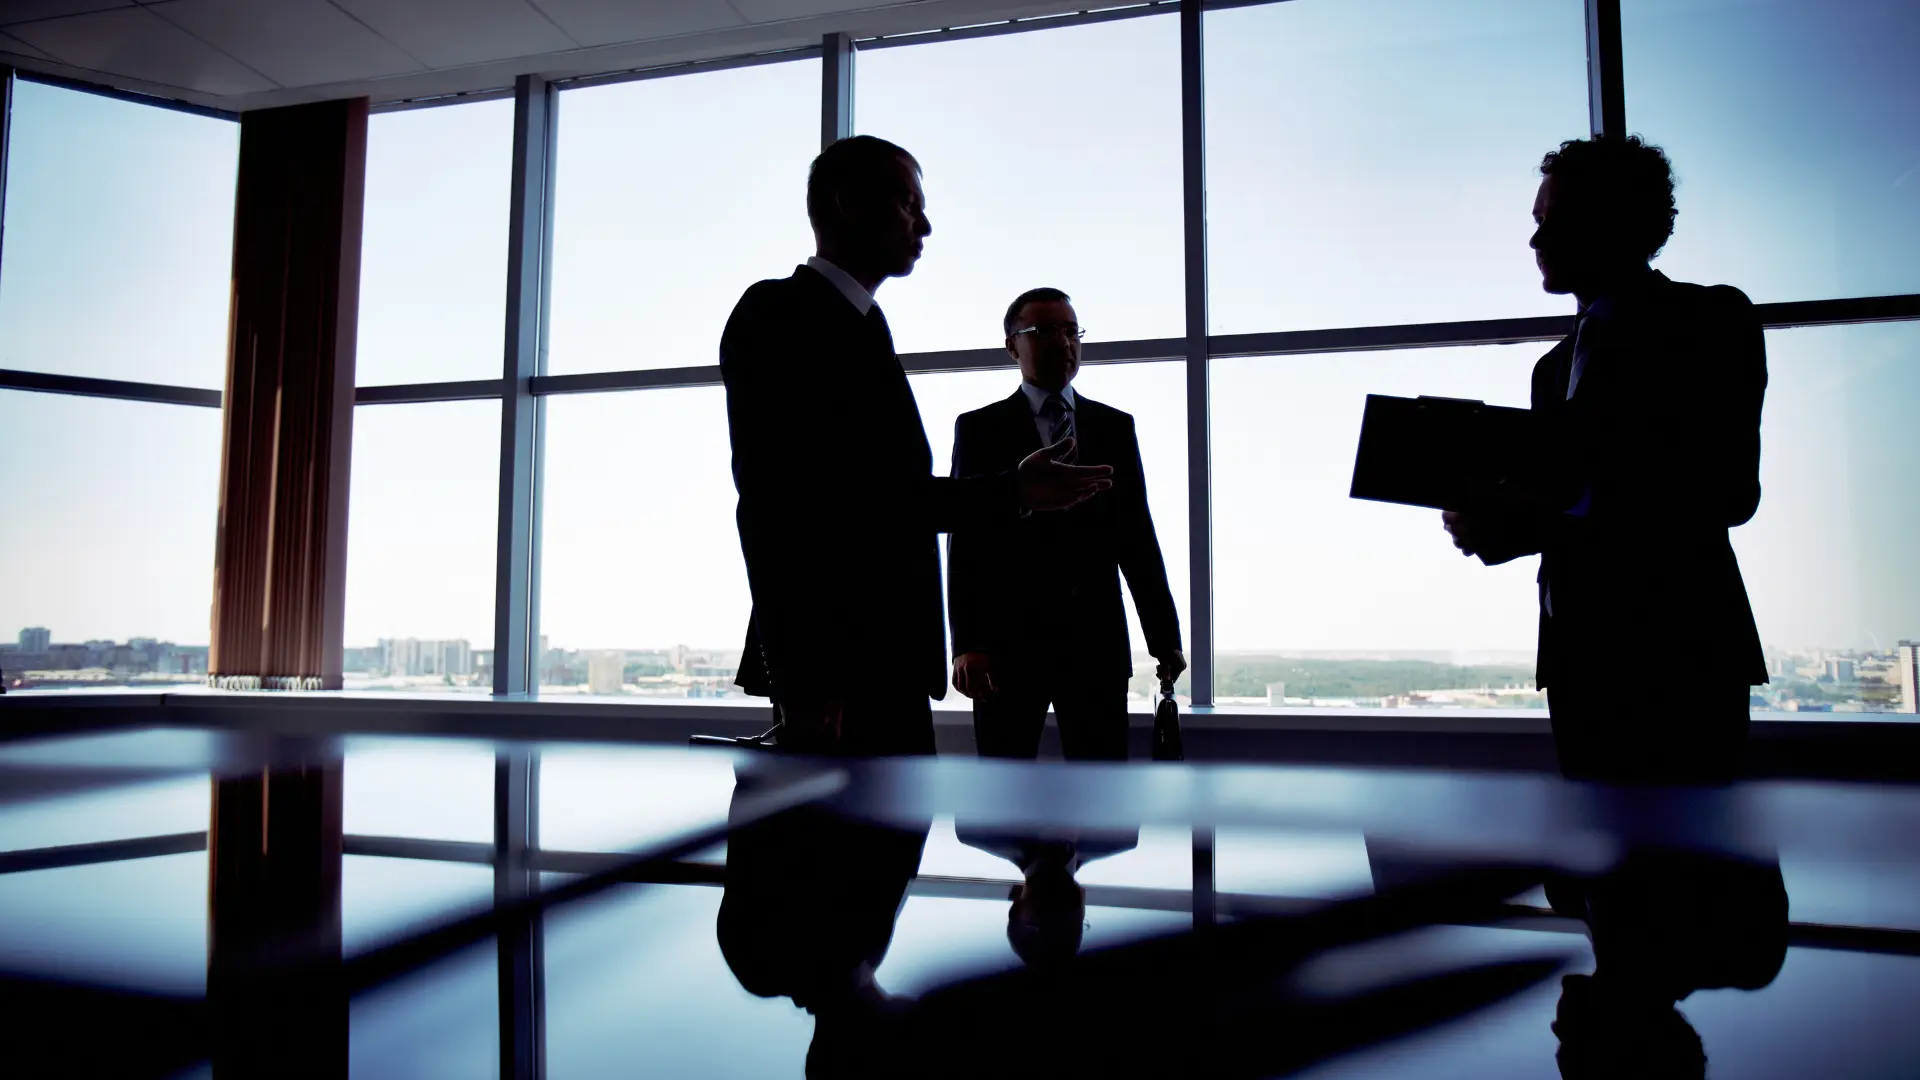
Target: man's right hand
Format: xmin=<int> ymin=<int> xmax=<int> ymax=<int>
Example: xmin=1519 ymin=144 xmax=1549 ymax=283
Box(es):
xmin=952 ymin=652 xmax=997 ymax=699
xmin=778 ymin=697 xmax=844 ymax=749
xmin=1017 ymin=439 xmax=1113 ymax=512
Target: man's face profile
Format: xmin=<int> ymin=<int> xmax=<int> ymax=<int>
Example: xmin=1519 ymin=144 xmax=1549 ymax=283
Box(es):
xmin=1007 ymin=298 xmax=1082 ymax=392
xmin=837 ymin=153 xmax=931 ymax=280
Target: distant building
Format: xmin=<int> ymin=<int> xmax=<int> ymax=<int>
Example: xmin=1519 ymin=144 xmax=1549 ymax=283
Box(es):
xmin=19 ymin=627 xmax=51 ymax=653
xmin=1825 ymin=657 xmax=1856 ymax=683
xmin=1266 ymin=682 xmax=1286 ymax=707
xmin=380 ymin=638 xmax=473 ymax=678
xmin=587 ymin=652 xmax=625 ymax=695
xmin=1900 ymin=642 xmax=1918 ymax=715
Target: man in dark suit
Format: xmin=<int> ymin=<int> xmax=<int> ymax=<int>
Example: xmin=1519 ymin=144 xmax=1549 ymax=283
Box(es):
xmin=1443 ymin=136 xmax=1768 ymax=783
xmin=720 ymin=137 xmax=1115 ymax=758
xmin=946 ymin=288 xmax=1185 ymax=761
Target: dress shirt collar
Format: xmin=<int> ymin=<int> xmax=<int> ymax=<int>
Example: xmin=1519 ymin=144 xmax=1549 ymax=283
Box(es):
xmin=1018 ymin=381 xmax=1076 ymax=415
xmin=805 ymin=255 xmax=876 ymax=316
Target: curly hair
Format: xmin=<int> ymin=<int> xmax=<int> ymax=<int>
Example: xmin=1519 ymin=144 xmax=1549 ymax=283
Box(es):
xmin=1540 ymin=135 xmax=1678 ymax=260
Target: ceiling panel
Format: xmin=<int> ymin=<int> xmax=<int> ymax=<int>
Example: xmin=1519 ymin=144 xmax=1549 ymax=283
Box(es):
xmin=526 ymin=0 xmax=741 ymax=48
xmin=0 ymin=29 xmax=58 ymax=59
xmin=331 ymin=0 xmax=577 ymax=69
xmin=150 ymin=0 xmax=423 ymax=87
xmin=728 ymin=0 xmax=900 ymax=22
xmin=7 ymin=4 xmax=274 ymax=93
xmin=0 ymin=0 xmax=130 ymax=26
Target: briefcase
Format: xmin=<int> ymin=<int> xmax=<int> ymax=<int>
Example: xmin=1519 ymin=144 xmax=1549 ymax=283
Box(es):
xmin=1151 ymin=680 xmax=1184 ymax=762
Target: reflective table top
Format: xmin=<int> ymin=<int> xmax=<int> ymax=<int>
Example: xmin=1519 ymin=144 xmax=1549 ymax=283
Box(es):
xmin=0 ymin=724 xmax=1915 ymax=1078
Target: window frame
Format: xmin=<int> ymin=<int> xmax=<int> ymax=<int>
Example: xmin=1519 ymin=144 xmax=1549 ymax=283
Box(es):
xmin=2 ymin=0 xmax=1916 ymax=714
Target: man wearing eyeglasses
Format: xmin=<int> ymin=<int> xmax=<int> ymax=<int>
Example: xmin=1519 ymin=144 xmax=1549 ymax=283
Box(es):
xmin=946 ymin=287 xmax=1186 ymax=760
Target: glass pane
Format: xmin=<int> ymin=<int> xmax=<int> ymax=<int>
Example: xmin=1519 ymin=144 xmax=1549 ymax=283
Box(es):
xmin=1622 ymin=0 xmax=1920 ymax=304
xmin=0 ymin=392 xmax=220 ymax=690
xmin=547 ymin=60 xmax=818 ymax=376
xmin=356 ymin=99 xmax=513 ymax=386
xmin=537 ymin=388 xmax=752 ymax=697
xmin=910 ymin=361 xmax=1191 ymax=705
xmin=0 ymin=80 xmax=238 ymax=388
xmin=857 ymin=15 xmax=1183 ymax=353
xmin=342 ymin=401 xmax=500 ymax=691
xmin=1204 ymin=0 xmax=1588 ymax=333
xmin=1736 ymin=324 xmax=1918 ymax=716
xmin=1210 ymin=346 xmax=1544 ymax=709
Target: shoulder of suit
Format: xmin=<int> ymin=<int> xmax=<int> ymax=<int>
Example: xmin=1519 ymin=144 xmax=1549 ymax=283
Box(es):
xmin=956 ymin=398 xmax=1017 ymax=428
xmin=1074 ymin=393 xmax=1132 ymax=425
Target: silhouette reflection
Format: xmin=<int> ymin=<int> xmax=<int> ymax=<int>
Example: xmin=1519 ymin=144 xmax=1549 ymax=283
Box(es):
xmin=1554 ymin=847 xmax=1789 ymax=1079
xmin=955 ymin=823 xmax=1140 ymax=970
xmin=716 ymin=771 xmax=929 ymax=1078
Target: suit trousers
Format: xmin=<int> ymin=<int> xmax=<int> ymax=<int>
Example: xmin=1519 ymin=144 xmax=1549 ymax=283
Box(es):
xmin=973 ymin=661 xmax=1129 ymax=761
xmin=1548 ymin=679 xmax=1751 ymax=784
xmin=775 ymin=686 xmax=936 ymax=758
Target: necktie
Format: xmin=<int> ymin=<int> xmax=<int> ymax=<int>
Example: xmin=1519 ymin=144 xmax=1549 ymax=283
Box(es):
xmin=1040 ymin=392 xmax=1077 ymax=463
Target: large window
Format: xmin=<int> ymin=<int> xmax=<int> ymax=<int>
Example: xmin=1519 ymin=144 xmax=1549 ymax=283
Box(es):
xmin=1621 ymin=0 xmax=1920 ymax=304
xmin=857 ymin=15 xmax=1184 ymax=353
xmin=537 ymin=388 xmax=751 ymax=698
xmin=1205 ymin=0 xmax=1589 ymax=333
xmin=9 ymin=2 xmax=1914 ymax=720
xmin=547 ymin=60 xmax=819 ymax=376
xmin=0 ymin=391 xmax=222 ymax=690
xmin=0 ymin=79 xmax=239 ymax=389
xmin=1733 ymin=323 xmax=1920 ymax=714
xmin=1210 ymin=346 xmax=1544 ymax=709
xmin=356 ymin=99 xmax=514 ymax=386
xmin=342 ymin=401 xmax=501 ymax=692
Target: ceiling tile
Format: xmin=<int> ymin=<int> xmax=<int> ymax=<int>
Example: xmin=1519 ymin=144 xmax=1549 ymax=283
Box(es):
xmin=526 ymin=0 xmax=740 ymax=48
xmin=0 ymin=29 xmax=57 ymax=58
xmin=149 ymin=0 xmax=424 ymax=87
xmin=727 ymin=0 xmax=897 ymax=21
xmin=330 ymin=0 xmax=577 ymax=69
xmin=7 ymin=5 xmax=274 ymax=94
xmin=0 ymin=0 xmax=130 ymax=25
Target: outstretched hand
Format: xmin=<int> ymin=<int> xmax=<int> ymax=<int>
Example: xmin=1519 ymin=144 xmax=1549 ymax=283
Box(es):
xmin=1017 ymin=438 xmax=1113 ymax=512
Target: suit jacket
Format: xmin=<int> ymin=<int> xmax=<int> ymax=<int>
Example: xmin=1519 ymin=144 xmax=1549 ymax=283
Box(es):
xmin=946 ymin=389 xmax=1181 ymax=678
xmin=1476 ymin=271 xmax=1768 ymax=690
xmin=721 ymin=265 xmax=1020 ymax=704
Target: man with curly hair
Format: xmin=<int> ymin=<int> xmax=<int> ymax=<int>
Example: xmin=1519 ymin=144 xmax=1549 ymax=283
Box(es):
xmin=1442 ymin=136 xmax=1768 ymax=783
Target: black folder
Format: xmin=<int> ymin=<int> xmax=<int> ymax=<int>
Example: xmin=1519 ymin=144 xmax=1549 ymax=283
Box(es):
xmin=1349 ymin=394 xmax=1577 ymax=513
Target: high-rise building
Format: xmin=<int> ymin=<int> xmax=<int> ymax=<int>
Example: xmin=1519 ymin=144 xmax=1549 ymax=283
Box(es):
xmin=1825 ymin=657 xmax=1856 ymax=684
xmin=1900 ymin=642 xmax=1919 ymax=715
xmin=19 ymin=627 xmax=50 ymax=653
xmin=588 ymin=652 xmax=625 ymax=695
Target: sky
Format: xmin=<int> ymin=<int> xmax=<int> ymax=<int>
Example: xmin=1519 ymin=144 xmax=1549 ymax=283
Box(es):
xmin=0 ymin=0 xmax=1916 ymax=671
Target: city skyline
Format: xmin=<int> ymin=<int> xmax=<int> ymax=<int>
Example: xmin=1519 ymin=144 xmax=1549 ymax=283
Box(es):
xmin=8 ymin=624 xmax=1913 ymax=716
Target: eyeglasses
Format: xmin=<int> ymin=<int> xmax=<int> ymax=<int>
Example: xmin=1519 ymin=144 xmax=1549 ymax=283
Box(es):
xmin=1011 ymin=323 xmax=1087 ymax=342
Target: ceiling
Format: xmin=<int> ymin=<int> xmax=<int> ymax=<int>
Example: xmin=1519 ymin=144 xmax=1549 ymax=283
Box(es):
xmin=0 ymin=0 xmax=1129 ymax=112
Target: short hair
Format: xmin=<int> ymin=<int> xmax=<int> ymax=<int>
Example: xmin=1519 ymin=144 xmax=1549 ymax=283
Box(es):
xmin=806 ymin=135 xmax=918 ymax=233
xmin=1003 ymin=286 xmax=1071 ymax=337
xmin=1540 ymin=135 xmax=1678 ymax=260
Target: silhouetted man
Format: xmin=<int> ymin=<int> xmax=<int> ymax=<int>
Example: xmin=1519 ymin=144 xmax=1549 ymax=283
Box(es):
xmin=1442 ymin=136 xmax=1767 ymax=783
xmin=946 ymin=288 xmax=1184 ymax=760
xmin=721 ymin=137 xmax=1114 ymax=757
